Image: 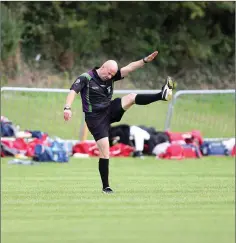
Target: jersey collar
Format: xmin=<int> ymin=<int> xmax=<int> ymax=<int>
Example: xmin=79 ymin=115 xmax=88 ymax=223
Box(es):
xmin=92 ymin=67 xmax=103 ymax=82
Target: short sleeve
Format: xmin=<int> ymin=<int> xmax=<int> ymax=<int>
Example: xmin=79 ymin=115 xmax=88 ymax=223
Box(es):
xmin=112 ymin=69 xmax=124 ymax=82
xmin=70 ymin=76 xmax=88 ymax=93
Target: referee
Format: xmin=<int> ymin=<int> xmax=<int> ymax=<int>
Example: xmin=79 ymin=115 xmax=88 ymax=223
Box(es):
xmin=64 ymin=51 xmax=174 ymax=193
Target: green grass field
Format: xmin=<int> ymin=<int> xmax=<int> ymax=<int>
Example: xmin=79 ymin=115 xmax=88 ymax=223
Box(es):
xmin=1 ymin=89 xmax=235 ymax=243
xmin=1 ymin=157 xmax=235 ymax=243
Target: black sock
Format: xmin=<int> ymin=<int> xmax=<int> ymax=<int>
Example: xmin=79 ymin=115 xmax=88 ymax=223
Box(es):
xmin=135 ymin=92 xmax=162 ymax=105
xmin=99 ymin=158 xmax=109 ymax=189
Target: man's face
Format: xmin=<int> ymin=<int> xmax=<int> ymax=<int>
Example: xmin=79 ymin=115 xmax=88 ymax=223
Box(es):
xmin=100 ymin=66 xmax=117 ymax=81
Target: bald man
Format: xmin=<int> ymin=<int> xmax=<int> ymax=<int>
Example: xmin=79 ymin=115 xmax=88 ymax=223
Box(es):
xmin=64 ymin=51 xmax=175 ymax=194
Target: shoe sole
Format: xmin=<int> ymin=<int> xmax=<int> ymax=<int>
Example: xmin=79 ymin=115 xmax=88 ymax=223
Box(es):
xmin=165 ymin=76 xmax=176 ymax=101
xmin=162 ymin=77 xmax=173 ymax=101
xmin=102 ymin=191 xmax=114 ymax=194
xmin=102 ymin=187 xmax=114 ymax=194
xmin=166 ymin=76 xmax=174 ymax=89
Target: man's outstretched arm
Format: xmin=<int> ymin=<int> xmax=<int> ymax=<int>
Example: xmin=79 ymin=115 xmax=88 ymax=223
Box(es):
xmin=120 ymin=51 xmax=158 ymax=77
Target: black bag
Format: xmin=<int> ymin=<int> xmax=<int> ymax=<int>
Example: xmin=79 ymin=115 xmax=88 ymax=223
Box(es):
xmin=1 ymin=122 xmax=16 ymax=137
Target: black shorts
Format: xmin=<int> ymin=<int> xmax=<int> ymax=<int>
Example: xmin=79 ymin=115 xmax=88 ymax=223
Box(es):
xmin=85 ymin=98 xmax=125 ymax=141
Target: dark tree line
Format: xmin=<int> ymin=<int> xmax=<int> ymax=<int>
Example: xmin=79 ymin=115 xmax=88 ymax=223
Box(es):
xmin=1 ymin=2 xmax=235 ymax=88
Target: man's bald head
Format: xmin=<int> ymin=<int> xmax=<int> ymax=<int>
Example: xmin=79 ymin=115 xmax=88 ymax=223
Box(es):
xmin=97 ymin=60 xmax=118 ymax=81
xmin=102 ymin=60 xmax=118 ymax=73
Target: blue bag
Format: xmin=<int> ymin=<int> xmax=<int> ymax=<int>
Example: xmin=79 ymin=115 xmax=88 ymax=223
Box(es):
xmin=51 ymin=141 xmax=69 ymax=162
xmin=33 ymin=141 xmax=69 ymax=162
xmin=200 ymin=141 xmax=229 ymax=156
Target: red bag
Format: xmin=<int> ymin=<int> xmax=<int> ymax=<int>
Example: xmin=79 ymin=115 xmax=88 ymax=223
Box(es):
xmin=182 ymin=144 xmax=202 ymax=158
xmin=231 ymin=145 xmax=235 ymax=156
xmin=2 ymin=138 xmax=28 ymax=152
xmin=72 ymin=141 xmax=97 ymax=156
xmin=159 ymin=144 xmax=184 ymax=160
xmin=109 ymin=143 xmax=134 ymax=157
xmin=72 ymin=142 xmax=134 ymax=157
xmin=166 ymin=130 xmax=203 ymax=146
xmin=158 ymin=144 xmax=201 ymax=160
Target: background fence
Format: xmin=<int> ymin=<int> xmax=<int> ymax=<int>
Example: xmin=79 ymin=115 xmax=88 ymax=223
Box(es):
xmin=1 ymin=87 xmax=235 ymax=140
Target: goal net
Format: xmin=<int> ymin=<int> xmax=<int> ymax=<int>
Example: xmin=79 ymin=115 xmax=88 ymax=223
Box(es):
xmin=164 ymin=90 xmax=235 ymax=139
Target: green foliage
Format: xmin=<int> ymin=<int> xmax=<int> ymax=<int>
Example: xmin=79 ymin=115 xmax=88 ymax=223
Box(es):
xmin=0 ymin=3 xmax=24 ymax=60
xmin=1 ymin=2 xmax=235 ymax=88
